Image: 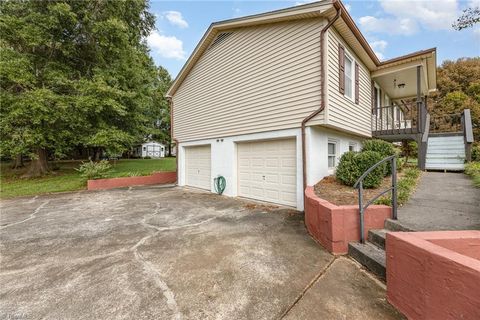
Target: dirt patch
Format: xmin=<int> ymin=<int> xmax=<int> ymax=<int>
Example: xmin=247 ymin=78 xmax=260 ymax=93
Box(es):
xmin=243 ymin=203 xmax=279 ymax=212
xmin=314 ymin=174 xmax=401 ymax=206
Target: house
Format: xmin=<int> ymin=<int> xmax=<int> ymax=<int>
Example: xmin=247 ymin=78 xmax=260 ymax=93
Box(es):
xmin=166 ymin=0 xmax=438 ymax=210
xmin=133 ymin=141 xmax=166 ymax=158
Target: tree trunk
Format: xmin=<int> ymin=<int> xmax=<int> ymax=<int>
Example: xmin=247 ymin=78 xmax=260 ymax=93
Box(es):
xmin=11 ymin=154 xmax=24 ymax=169
xmin=94 ymin=148 xmax=102 ymax=161
xmin=23 ymin=148 xmax=49 ymax=178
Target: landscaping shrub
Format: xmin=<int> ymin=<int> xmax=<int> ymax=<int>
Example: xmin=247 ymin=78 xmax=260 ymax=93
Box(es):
xmin=117 ymin=171 xmax=142 ymax=178
xmin=472 ymin=143 xmax=480 ymax=162
xmin=362 ymin=139 xmax=396 ymax=175
xmin=465 ymin=162 xmax=480 ymax=187
xmin=397 ymin=168 xmax=421 ymax=204
xmin=76 ymin=160 xmax=112 ymax=180
xmin=335 ymin=152 xmax=360 ymax=186
xmin=355 ymin=151 xmax=386 ymax=188
xmin=376 ymin=167 xmax=421 ymax=206
xmin=336 ymin=151 xmax=385 ymax=188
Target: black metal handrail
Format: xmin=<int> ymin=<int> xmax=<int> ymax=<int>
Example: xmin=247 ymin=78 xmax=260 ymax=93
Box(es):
xmin=353 ymin=155 xmax=398 ymax=244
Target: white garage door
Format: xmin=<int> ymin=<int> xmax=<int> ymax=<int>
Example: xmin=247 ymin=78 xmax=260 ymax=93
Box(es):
xmin=237 ymin=138 xmax=297 ymax=207
xmin=185 ymin=145 xmax=211 ymax=190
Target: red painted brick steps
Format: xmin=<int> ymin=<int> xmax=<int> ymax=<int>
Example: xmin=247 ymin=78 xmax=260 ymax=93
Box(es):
xmin=87 ymin=171 xmax=177 ymax=190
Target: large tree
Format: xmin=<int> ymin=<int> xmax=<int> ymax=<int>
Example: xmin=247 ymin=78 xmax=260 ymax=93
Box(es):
xmin=0 ymin=0 xmax=158 ymax=176
xmin=145 ymin=66 xmax=173 ymax=155
xmin=429 ymin=58 xmax=480 ymax=140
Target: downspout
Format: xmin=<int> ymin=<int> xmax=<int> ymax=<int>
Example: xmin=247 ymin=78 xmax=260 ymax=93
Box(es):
xmin=167 ymin=97 xmax=179 ymax=184
xmin=301 ymin=7 xmax=341 ymax=192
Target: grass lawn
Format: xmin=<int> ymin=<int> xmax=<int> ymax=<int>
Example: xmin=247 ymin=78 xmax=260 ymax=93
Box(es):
xmin=0 ymin=158 xmax=176 ymax=199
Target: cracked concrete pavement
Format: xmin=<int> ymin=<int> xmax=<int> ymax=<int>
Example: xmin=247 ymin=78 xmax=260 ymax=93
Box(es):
xmin=0 ymin=186 xmax=403 ymax=319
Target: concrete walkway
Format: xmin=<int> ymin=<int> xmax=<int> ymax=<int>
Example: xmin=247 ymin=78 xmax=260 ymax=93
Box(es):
xmin=396 ymin=172 xmax=480 ymax=231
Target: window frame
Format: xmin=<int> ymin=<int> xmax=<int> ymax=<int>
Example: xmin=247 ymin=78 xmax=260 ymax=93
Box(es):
xmin=327 ymin=140 xmax=338 ymax=169
xmin=343 ymin=50 xmax=356 ymax=102
xmin=348 ymin=142 xmax=357 ymax=152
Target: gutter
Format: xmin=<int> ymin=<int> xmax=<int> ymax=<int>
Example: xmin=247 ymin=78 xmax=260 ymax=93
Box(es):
xmin=301 ymin=6 xmax=341 ymax=192
xmin=167 ymin=97 xmax=179 ymax=184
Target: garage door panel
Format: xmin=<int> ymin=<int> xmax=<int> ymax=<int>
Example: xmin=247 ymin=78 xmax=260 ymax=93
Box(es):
xmin=282 ymin=174 xmax=296 ymax=185
xmin=237 ymin=138 xmax=296 ymax=207
xmin=264 ymin=189 xmax=280 ymax=201
xmin=265 ymin=158 xmax=279 ymax=167
xmin=265 ymin=174 xmax=279 ymax=184
xmin=282 ymin=158 xmax=296 ymax=168
xmin=185 ymin=145 xmax=211 ymax=190
xmin=282 ymin=192 xmax=296 ymax=203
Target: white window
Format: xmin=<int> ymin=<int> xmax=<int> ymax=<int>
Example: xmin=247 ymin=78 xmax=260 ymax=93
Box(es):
xmin=349 ymin=143 xmax=357 ymax=152
xmin=344 ymin=53 xmax=354 ymax=100
xmin=328 ymin=141 xmax=337 ymax=168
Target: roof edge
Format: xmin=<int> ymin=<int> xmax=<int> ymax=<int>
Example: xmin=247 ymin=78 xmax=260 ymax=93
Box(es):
xmin=378 ymin=47 xmax=437 ymax=67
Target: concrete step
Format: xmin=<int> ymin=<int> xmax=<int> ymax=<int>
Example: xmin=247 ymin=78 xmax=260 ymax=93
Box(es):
xmin=428 ymin=142 xmax=464 ymax=147
xmin=429 ymin=136 xmax=463 ymax=140
xmin=348 ymin=242 xmax=386 ymax=280
xmin=430 ymin=136 xmax=463 ymax=139
xmin=426 ymin=152 xmax=465 ymax=157
xmin=428 ymin=137 xmax=464 ymax=143
xmin=368 ymin=229 xmax=387 ymax=250
xmin=426 ymin=155 xmax=465 ymax=161
xmin=425 ymin=157 xmax=465 ymax=164
xmin=425 ymin=163 xmax=465 ymax=171
xmin=426 ymin=148 xmax=465 ymax=154
xmin=384 ymin=218 xmax=414 ymax=232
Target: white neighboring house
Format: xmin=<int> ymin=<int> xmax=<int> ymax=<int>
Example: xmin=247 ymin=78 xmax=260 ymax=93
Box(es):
xmin=133 ymin=141 xmax=165 ymax=158
xmin=166 ymin=0 xmax=437 ymax=210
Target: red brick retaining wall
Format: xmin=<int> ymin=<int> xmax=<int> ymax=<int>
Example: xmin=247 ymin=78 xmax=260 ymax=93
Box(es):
xmin=304 ymin=186 xmax=391 ymax=254
xmin=87 ymin=171 xmax=177 ymax=190
xmin=387 ymin=231 xmax=480 ymax=320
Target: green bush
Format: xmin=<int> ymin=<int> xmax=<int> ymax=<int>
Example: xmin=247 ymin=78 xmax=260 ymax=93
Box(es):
xmin=336 ymin=151 xmax=385 ymax=188
xmin=465 ymin=162 xmax=480 ymax=187
xmin=76 ymin=160 xmax=112 ymax=180
xmin=376 ymin=167 xmax=421 ymax=206
xmin=472 ymin=143 xmax=480 ymax=162
xmin=335 ymin=152 xmax=360 ymax=186
xmin=355 ymin=151 xmax=386 ymax=188
xmin=362 ymin=139 xmax=396 ymax=174
xmin=397 ymin=168 xmax=421 ymax=204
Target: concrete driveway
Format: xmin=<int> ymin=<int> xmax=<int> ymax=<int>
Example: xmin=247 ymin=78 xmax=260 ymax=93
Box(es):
xmin=0 ymin=186 xmax=402 ymax=319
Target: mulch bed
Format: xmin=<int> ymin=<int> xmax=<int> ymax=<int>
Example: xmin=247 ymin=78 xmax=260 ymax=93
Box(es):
xmin=313 ymin=174 xmax=402 ymax=206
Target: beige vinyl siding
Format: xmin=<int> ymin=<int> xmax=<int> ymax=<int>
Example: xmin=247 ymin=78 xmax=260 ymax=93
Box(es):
xmin=173 ymin=18 xmax=325 ymax=142
xmin=325 ymin=28 xmax=372 ymax=137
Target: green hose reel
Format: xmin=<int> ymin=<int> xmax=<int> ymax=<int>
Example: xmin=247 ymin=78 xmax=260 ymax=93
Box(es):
xmin=214 ymin=175 xmax=226 ymax=195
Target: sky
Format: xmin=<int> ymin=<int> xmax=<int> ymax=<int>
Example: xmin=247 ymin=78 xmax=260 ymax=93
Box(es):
xmin=147 ymin=0 xmax=480 ymax=78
